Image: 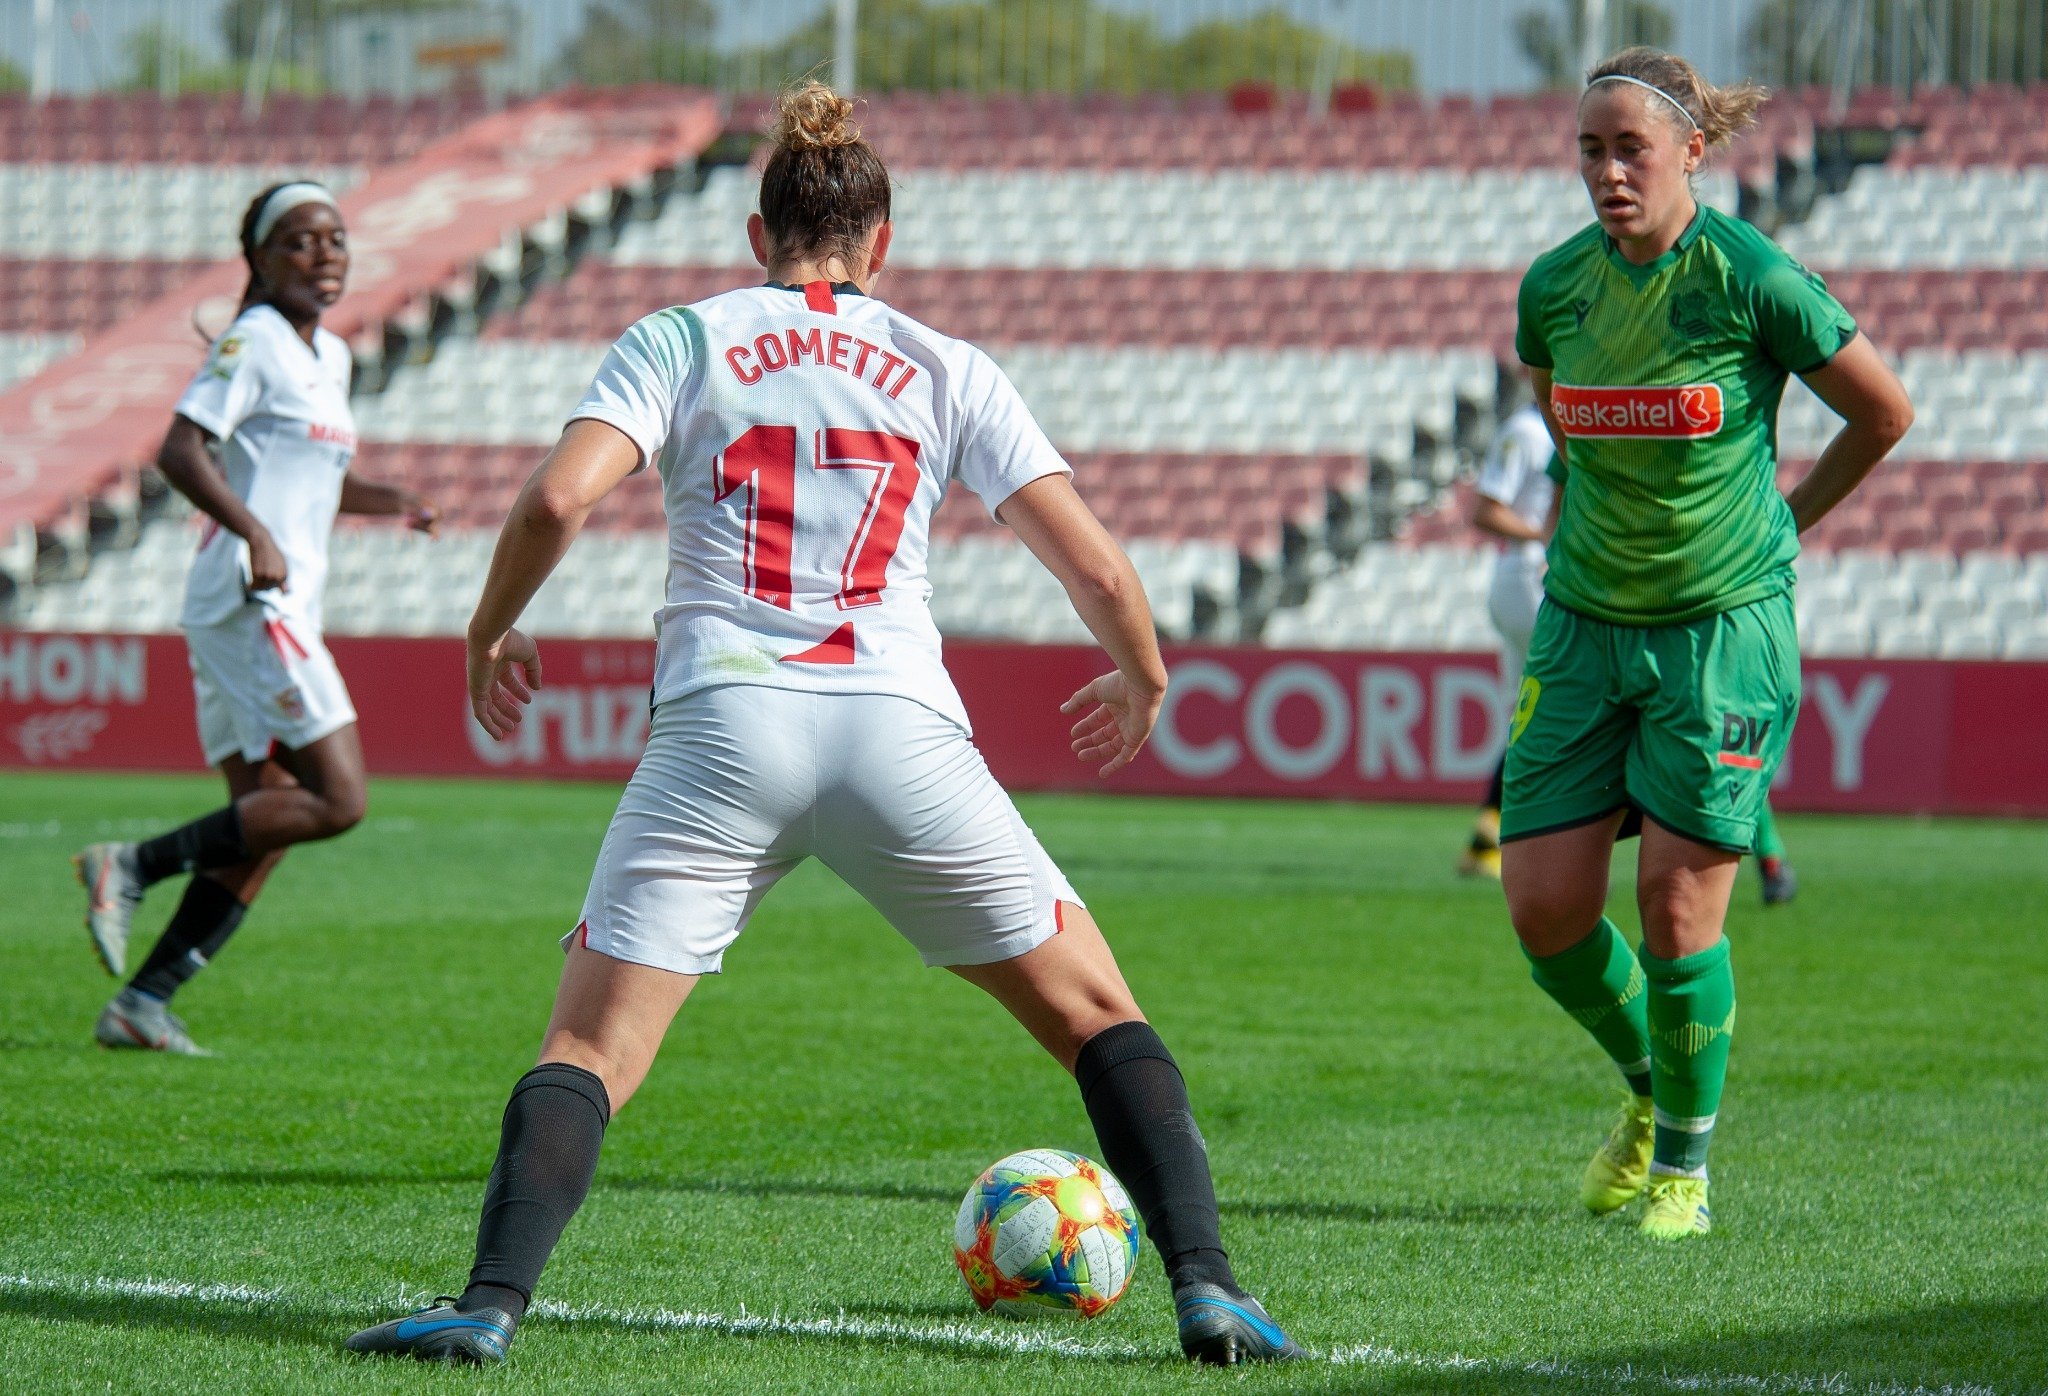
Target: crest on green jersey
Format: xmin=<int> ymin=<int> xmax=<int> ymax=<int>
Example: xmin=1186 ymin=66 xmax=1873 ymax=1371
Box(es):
xmin=1667 ymin=290 xmax=1715 ymax=340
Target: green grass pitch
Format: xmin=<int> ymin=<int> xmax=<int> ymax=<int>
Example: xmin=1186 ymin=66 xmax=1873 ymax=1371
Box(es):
xmin=1 ymin=770 xmax=2043 ymax=1394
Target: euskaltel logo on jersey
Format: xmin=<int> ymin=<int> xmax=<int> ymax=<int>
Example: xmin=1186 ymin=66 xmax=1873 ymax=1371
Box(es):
xmin=1549 ymin=383 xmax=1724 ymax=439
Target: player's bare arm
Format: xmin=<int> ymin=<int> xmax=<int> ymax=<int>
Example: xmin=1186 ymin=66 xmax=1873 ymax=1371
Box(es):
xmin=466 ymin=418 xmax=641 ymax=740
xmin=999 ymin=474 xmax=1170 ymax=776
xmin=338 ymin=471 xmax=439 ymax=536
xmin=156 ymin=413 xmax=288 ymax=593
xmin=1785 ymin=334 xmax=1915 ymax=534
xmin=1470 ymin=494 xmax=1548 ymax=544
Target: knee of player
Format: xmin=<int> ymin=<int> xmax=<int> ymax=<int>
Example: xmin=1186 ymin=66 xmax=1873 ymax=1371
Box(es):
xmin=538 ymin=1043 xmax=643 ymax=1112
xmin=319 ymin=787 xmax=368 ymax=836
xmin=1505 ymin=884 xmax=1604 ymax=949
xmin=1635 ymin=885 xmax=1726 ymax=953
xmin=1057 ymin=999 xmax=1146 ymax=1067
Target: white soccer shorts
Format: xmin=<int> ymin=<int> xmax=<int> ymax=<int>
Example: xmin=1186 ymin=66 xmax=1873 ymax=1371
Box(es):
xmin=185 ymin=608 xmax=357 ymax=767
xmin=571 ymin=684 xmax=1082 ymax=976
xmin=1488 ymin=562 xmax=1546 ymax=694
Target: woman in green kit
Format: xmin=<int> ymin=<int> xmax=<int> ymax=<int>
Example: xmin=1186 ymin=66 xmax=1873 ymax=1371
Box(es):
xmin=1504 ymin=48 xmax=1914 ymax=1238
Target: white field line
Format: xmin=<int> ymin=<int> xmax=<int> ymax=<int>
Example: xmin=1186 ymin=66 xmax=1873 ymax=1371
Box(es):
xmin=0 ymin=1272 xmax=2021 ymax=1396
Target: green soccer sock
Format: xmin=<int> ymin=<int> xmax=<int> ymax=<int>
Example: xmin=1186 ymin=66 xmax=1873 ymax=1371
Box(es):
xmin=1640 ymin=937 xmax=1736 ymax=1176
xmin=1756 ymin=801 xmax=1786 ymax=863
xmin=1525 ymin=917 xmax=1653 ymax=1098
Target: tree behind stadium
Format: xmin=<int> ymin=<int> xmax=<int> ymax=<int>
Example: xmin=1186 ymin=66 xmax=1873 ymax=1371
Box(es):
xmin=560 ymin=0 xmax=1413 ymax=95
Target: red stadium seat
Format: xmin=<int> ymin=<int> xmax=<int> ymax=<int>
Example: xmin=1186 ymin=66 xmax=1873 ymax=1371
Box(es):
xmin=0 ymin=92 xmax=481 ymax=163
xmin=2006 ymin=522 xmax=2048 ymax=555
xmin=1880 ymin=508 xmax=1941 ymax=552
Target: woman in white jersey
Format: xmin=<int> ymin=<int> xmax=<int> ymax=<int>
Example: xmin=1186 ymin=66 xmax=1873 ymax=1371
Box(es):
xmin=73 ymin=182 xmax=437 ymax=1056
xmin=1458 ymin=397 xmax=1556 ymax=878
xmin=345 ymin=84 xmax=1297 ymax=1368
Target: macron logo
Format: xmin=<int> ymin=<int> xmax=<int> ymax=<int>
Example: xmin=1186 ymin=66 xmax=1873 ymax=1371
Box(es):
xmin=1550 ymin=383 xmax=1724 ymax=439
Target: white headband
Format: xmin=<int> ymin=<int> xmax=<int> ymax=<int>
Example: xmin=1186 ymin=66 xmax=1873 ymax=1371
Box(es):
xmin=1586 ymin=74 xmax=1699 ymax=132
xmin=251 ymin=182 xmax=338 ymax=247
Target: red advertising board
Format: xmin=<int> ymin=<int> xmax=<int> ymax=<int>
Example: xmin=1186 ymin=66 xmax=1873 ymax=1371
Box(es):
xmin=3 ymin=632 xmax=2045 ymax=817
xmin=0 ymin=90 xmax=720 ymax=534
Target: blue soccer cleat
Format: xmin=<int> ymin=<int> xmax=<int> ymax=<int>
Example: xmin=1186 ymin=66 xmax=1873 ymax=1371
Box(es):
xmin=1174 ymin=1282 xmax=1303 ymax=1365
xmin=343 ymin=1297 xmax=515 ymax=1365
xmin=1761 ymin=859 xmax=1799 ymax=907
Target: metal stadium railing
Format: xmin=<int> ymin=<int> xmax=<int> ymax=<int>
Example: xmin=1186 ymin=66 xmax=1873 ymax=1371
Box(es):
xmin=1 ymin=2 xmax=2044 ymax=107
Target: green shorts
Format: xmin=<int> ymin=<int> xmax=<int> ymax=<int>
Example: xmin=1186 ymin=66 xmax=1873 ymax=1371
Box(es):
xmin=1501 ymin=592 xmax=1800 ymax=854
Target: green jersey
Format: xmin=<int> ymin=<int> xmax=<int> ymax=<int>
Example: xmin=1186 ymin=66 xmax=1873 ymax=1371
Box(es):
xmin=1516 ymin=204 xmax=1856 ymax=626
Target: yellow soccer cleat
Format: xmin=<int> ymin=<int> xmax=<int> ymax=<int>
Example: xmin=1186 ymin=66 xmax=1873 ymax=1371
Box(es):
xmin=1458 ymin=811 xmax=1503 ymax=878
xmin=1639 ymin=1174 xmax=1711 ymax=1239
xmin=1580 ymin=1094 xmax=1655 ymax=1215
xmin=1456 ymin=846 xmax=1502 ymax=879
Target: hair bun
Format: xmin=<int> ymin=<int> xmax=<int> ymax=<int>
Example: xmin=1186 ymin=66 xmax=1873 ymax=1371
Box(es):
xmin=773 ymin=79 xmax=861 ymax=152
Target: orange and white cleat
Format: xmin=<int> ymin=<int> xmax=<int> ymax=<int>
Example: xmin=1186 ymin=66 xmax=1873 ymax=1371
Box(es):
xmin=95 ymin=987 xmax=212 ymax=1057
xmin=74 ymin=842 xmax=144 ymax=976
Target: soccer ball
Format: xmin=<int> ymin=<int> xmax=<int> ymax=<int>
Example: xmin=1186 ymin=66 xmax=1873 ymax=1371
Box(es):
xmin=952 ymin=1148 xmax=1140 ymax=1319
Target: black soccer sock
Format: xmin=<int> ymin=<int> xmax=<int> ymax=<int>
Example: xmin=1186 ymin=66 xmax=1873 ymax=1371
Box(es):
xmin=133 ymin=804 xmax=249 ymax=887
xmin=1484 ymin=754 xmax=1506 ymax=816
xmin=1073 ymin=1020 xmax=1236 ymax=1295
xmin=461 ymin=1062 xmax=612 ymax=1322
xmin=127 ymin=875 xmax=248 ymax=1002
xmin=458 ymin=1283 xmax=528 ymax=1319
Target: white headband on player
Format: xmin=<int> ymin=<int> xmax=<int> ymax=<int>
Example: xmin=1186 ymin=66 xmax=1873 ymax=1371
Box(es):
xmin=250 ymin=182 xmax=338 ymax=247
xmin=1585 ymin=74 xmax=1699 ymax=132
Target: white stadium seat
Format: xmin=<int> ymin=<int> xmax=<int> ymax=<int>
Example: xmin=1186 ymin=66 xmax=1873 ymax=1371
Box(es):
xmin=1779 ymin=167 xmax=2048 ymax=270
xmin=0 ymin=165 xmax=359 ymax=259
xmin=610 ymin=165 xmax=1736 ymax=273
xmin=13 ymin=130 xmax=2046 ymax=659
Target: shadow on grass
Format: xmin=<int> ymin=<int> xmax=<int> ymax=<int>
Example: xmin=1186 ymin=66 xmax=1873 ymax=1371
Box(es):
xmin=152 ymin=1167 xmax=1544 ymax=1227
xmin=7 ymin=1276 xmax=2039 ymax=1389
xmin=527 ymin=1301 xmax=1172 ymax=1369
xmin=0 ymin=1280 xmax=1175 ymax=1371
xmin=1339 ymin=1297 xmax=2048 ymax=1395
xmin=0 ymin=1286 xmax=346 ymax=1350
xmin=154 ymin=1167 xmax=485 ymax=1189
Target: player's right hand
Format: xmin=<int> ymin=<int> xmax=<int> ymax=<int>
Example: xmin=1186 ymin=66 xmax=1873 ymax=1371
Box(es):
xmin=1062 ymin=670 xmax=1164 ymax=777
xmin=245 ymin=530 xmax=289 ymax=594
xmin=468 ymin=626 xmax=543 ymax=741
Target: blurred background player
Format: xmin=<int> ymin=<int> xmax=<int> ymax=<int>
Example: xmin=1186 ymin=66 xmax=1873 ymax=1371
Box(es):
xmin=1504 ymin=49 xmax=1911 ymax=1239
xmin=344 ymin=82 xmax=1296 ymax=1368
xmin=1753 ymin=797 xmax=1796 ymax=906
xmin=1459 ymin=390 xmax=1555 ymax=879
xmin=71 ymin=182 xmax=437 ymax=1056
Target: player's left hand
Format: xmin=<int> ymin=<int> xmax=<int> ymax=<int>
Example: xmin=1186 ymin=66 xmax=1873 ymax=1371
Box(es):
xmin=1062 ymin=670 xmax=1163 ymax=777
xmin=406 ymin=493 xmax=440 ymax=537
xmin=468 ymin=626 xmax=542 ymax=740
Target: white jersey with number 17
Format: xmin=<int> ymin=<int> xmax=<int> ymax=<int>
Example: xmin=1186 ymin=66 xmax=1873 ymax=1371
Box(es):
xmin=568 ymin=281 xmax=1070 ymax=734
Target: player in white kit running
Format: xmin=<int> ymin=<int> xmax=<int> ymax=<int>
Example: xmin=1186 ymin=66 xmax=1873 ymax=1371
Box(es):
xmin=72 ymin=182 xmax=437 ymax=1055
xmin=344 ymin=84 xmax=1298 ymax=1368
xmin=1459 ymin=399 xmax=1556 ymax=878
